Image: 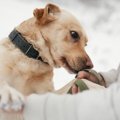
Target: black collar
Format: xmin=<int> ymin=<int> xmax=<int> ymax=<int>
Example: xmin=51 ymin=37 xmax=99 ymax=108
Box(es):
xmin=9 ymin=29 xmax=47 ymax=63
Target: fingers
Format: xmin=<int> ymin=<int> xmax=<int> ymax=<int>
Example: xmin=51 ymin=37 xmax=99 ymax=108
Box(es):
xmin=71 ymin=84 xmax=80 ymax=94
xmin=72 ymin=71 xmax=90 ymax=94
xmin=77 ymin=71 xmax=90 ymax=80
xmin=76 ymin=70 xmax=100 ymax=84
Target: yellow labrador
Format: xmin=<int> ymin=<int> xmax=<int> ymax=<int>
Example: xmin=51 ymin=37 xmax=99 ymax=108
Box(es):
xmin=0 ymin=3 xmax=93 ymax=119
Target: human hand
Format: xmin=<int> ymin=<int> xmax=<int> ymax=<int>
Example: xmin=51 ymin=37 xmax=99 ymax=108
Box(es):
xmin=71 ymin=70 xmax=106 ymax=94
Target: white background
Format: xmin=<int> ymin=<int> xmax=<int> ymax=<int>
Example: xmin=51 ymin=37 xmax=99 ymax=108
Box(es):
xmin=0 ymin=0 xmax=120 ymax=89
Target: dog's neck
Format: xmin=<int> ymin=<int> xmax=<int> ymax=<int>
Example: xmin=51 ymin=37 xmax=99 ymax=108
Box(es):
xmin=9 ymin=29 xmax=48 ymax=64
xmin=9 ymin=18 xmax=57 ymax=68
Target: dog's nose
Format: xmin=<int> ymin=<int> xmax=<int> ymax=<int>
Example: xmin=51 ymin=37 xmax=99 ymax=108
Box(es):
xmin=85 ymin=55 xmax=93 ymax=69
xmin=86 ymin=59 xmax=93 ymax=69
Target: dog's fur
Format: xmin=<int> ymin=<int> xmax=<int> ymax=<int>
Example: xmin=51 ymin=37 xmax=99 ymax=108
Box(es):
xmin=0 ymin=3 xmax=93 ymax=120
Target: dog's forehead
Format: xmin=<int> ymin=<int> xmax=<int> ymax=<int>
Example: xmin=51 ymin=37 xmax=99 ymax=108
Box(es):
xmin=58 ymin=10 xmax=83 ymax=30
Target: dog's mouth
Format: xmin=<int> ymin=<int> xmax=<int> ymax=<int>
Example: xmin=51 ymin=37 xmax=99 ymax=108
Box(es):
xmin=61 ymin=57 xmax=79 ymax=74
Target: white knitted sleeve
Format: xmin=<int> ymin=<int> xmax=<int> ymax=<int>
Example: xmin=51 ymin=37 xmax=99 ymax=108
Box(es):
xmin=23 ymin=83 xmax=120 ymax=120
xmin=100 ymin=65 xmax=120 ymax=87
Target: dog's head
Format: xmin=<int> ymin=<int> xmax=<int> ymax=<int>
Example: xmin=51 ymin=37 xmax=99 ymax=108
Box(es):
xmin=19 ymin=3 xmax=93 ymax=73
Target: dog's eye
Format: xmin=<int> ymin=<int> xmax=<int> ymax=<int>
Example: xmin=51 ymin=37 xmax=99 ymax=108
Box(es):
xmin=70 ymin=31 xmax=80 ymax=41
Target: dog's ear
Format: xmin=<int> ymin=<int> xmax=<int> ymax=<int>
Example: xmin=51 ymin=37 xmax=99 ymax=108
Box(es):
xmin=33 ymin=4 xmax=60 ymax=24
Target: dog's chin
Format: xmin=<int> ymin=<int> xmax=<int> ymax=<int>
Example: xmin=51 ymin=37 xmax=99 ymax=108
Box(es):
xmin=63 ymin=64 xmax=78 ymax=74
xmin=61 ymin=57 xmax=79 ymax=74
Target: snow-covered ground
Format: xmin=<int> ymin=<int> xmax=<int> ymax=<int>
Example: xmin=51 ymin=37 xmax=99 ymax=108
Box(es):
xmin=0 ymin=0 xmax=120 ymax=89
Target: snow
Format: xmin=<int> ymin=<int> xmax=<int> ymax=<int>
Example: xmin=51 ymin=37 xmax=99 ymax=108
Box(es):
xmin=0 ymin=0 xmax=120 ymax=89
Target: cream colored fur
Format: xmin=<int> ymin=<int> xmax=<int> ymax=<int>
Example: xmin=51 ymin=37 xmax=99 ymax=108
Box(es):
xmin=0 ymin=3 xmax=93 ymax=120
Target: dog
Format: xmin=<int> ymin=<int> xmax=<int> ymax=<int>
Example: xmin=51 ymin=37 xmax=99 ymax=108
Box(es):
xmin=0 ymin=3 xmax=93 ymax=119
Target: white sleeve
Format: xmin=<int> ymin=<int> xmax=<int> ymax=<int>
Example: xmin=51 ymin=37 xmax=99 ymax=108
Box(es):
xmin=100 ymin=65 xmax=120 ymax=87
xmin=23 ymin=83 xmax=120 ymax=120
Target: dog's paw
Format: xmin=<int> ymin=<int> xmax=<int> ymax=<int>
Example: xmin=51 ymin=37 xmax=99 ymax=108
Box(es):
xmin=0 ymin=86 xmax=24 ymax=112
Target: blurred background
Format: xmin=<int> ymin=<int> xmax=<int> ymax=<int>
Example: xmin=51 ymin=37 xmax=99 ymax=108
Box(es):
xmin=0 ymin=0 xmax=120 ymax=89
